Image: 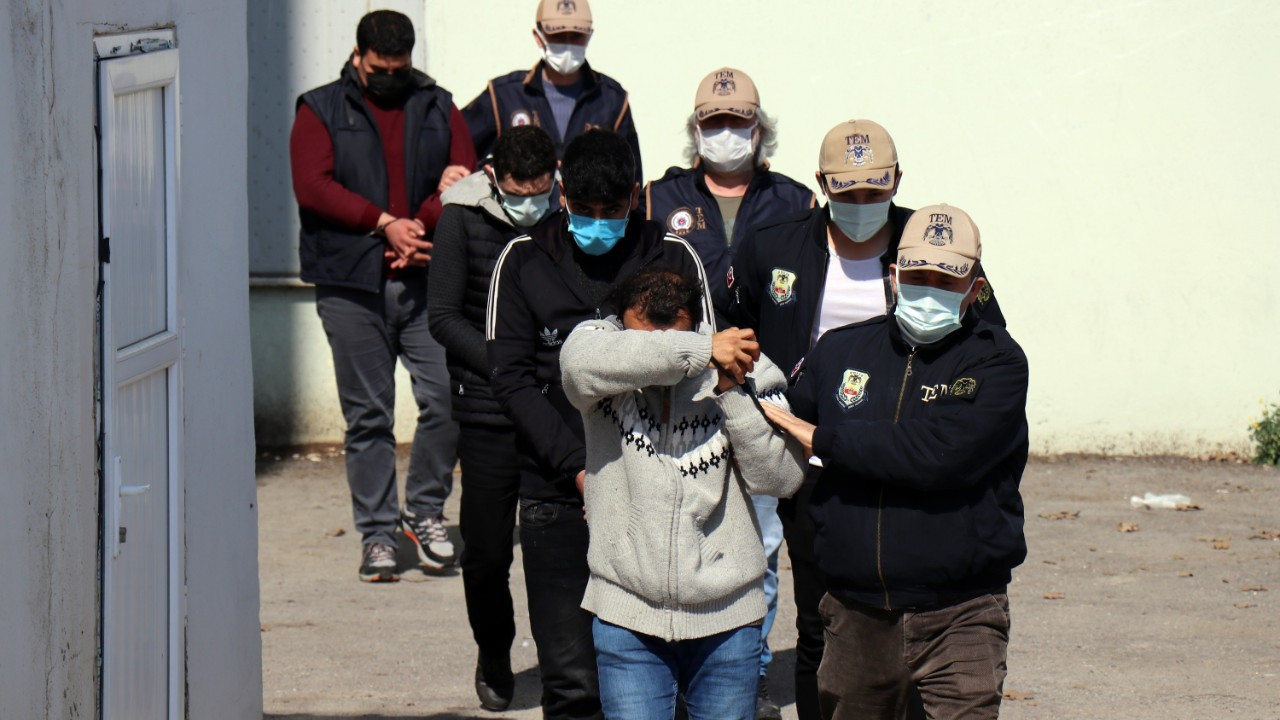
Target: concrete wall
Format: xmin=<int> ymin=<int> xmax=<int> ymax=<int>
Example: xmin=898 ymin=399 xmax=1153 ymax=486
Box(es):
xmin=252 ymin=0 xmax=1280 ymax=455
xmin=0 ymin=1 xmax=261 ymax=718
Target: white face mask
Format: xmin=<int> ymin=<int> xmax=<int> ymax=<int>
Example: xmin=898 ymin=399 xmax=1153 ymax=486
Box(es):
xmin=537 ymin=30 xmax=587 ymax=75
xmin=893 ymin=269 xmax=975 ymax=346
xmin=827 ymin=199 xmax=891 ymax=242
xmin=697 ymin=125 xmax=756 ymax=174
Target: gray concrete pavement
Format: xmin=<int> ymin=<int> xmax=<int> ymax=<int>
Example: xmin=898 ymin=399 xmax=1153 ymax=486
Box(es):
xmin=259 ymin=453 xmax=1279 ymax=719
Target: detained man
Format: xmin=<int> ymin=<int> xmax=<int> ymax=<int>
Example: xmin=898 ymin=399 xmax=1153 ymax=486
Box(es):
xmin=560 ymin=266 xmax=805 ymax=720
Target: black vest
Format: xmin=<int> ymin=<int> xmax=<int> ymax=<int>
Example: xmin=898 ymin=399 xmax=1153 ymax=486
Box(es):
xmin=296 ymin=65 xmax=453 ymax=292
xmin=645 ymin=165 xmax=814 ymax=319
xmin=486 ymin=63 xmax=628 ymax=153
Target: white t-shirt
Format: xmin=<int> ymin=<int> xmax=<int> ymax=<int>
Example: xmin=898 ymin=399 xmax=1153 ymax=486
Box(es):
xmin=810 ymin=251 xmax=887 ymax=347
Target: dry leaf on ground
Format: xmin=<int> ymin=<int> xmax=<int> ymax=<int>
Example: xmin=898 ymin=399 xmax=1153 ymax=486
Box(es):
xmin=1178 ymin=571 xmax=1194 ymax=577
xmin=1003 ymin=690 xmax=1036 ymax=701
xmin=1175 ymin=504 xmax=1202 ymax=511
xmin=1038 ymin=510 xmax=1080 ymax=520
xmin=1240 ymin=585 xmax=1268 ymax=592
xmin=1043 ymin=592 xmax=1066 ymax=600
xmin=1117 ymin=522 xmax=1140 ymax=533
xmin=1234 ymin=603 xmax=1255 ymax=609
xmin=1213 ymin=539 xmax=1231 ymax=550
xmin=325 ymin=528 xmax=346 ymax=538
xmin=1249 ymin=529 xmax=1279 ymax=541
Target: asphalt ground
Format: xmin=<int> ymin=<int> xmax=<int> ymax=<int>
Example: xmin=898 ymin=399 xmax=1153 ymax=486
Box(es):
xmin=258 ymin=452 xmax=1279 ymax=719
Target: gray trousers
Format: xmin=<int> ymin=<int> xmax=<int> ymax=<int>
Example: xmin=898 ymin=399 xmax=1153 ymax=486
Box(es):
xmin=316 ymin=273 xmax=458 ymax=546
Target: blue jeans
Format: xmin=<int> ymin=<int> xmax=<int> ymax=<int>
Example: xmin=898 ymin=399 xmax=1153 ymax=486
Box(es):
xmin=593 ymin=619 xmax=760 ymax=720
xmin=751 ymin=493 xmax=783 ymax=676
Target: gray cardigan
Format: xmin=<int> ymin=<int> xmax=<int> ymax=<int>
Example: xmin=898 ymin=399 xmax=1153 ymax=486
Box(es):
xmin=561 ymin=319 xmax=805 ymax=641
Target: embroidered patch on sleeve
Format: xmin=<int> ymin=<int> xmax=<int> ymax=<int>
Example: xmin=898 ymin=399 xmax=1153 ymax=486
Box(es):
xmin=950 ymin=377 xmax=978 ymax=399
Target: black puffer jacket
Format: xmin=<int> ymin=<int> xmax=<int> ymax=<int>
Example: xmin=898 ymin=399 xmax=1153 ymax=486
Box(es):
xmin=427 ymin=171 xmax=559 ymax=425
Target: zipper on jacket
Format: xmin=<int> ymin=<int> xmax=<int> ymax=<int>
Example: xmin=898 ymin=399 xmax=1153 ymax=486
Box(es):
xmin=877 ymin=348 xmax=917 ymax=610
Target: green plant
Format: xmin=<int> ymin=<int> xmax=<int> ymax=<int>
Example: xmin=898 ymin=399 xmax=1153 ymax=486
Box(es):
xmin=1251 ymin=398 xmax=1280 ymax=465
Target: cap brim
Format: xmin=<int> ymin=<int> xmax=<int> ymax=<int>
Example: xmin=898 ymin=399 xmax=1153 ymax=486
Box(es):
xmin=539 ymin=20 xmax=592 ymax=34
xmin=896 ymin=248 xmax=972 ymax=279
xmin=824 ymin=166 xmax=897 ymax=194
xmin=695 ymin=103 xmax=757 ymax=121
xmin=896 ymin=247 xmax=976 ymax=278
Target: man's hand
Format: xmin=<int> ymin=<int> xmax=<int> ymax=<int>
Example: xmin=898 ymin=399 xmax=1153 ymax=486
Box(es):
xmin=438 ymin=165 xmax=471 ymax=192
xmin=385 ymin=218 xmax=432 ymax=268
xmin=708 ymin=327 xmax=760 ymax=384
xmin=761 ymin=402 xmax=815 ymax=456
xmin=574 ymin=470 xmax=586 ymax=497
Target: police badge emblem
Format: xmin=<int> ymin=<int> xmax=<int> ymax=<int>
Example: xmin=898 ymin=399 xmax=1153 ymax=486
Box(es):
xmin=510 ymin=110 xmax=534 ymax=127
xmin=667 ymin=208 xmax=695 ymax=236
xmin=924 ymin=222 xmax=953 ymax=246
xmin=950 ymin=377 xmax=978 ymax=398
xmin=713 ymin=70 xmax=736 ymax=96
xmin=836 ymin=369 xmax=870 ymax=409
xmin=557 ymin=0 xmax=576 ymax=14
xmin=768 ymin=268 xmax=796 ymax=306
xmin=844 ymin=133 xmax=874 ymax=167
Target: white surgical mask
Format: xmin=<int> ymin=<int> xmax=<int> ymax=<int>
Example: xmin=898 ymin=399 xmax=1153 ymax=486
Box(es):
xmin=827 ymin=199 xmax=891 ymax=242
xmin=697 ymin=125 xmax=756 ymax=174
xmin=496 ymin=184 xmax=553 ymax=227
xmin=893 ymin=270 xmax=974 ymax=346
xmin=537 ymin=30 xmax=587 ymax=75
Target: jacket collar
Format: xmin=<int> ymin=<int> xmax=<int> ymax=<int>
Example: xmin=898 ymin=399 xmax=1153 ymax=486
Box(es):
xmin=522 ymin=60 xmax=601 ymax=96
xmin=886 ymin=305 xmax=980 ymax=355
xmin=339 ymin=59 xmax=437 ymax=104
xmin=810 ymin=202 xmax=913 ymax=267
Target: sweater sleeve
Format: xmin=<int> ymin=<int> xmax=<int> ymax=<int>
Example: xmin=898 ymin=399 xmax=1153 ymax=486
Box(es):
xmin=290 ymin=103 xmax=384 ymax=232
xmin=561 ymin=321 xmax=713 ymax=411
xmin=719 ymin=357 xmax=805 ymax=498
xmin=412 ymin=104 xmax=479 ymax=236
xmin=811 ymin=346 xmax=1029 ymax=492
xmin=426 ymin=205 xmax=489 ymax=378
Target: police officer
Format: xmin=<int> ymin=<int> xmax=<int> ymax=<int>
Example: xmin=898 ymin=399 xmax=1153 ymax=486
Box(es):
xmin=463 ymin=0 xmax=642 ymax=183
xmin=726 ymin=119 xmax=1003 ymax=720
xmin=762 ymin=204 xmax=1029 ymax=720
xmin=642 ymin=66 xmax=814 ymax=720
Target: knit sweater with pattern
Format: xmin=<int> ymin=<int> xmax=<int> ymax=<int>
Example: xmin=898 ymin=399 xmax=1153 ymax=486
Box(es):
xmin=561 ymin=318 xmax=806 ymax=641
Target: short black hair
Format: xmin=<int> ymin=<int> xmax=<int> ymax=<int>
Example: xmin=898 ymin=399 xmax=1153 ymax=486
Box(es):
xmin=492 ymin=126 xmax=558 ymax=182
xmin=607 ymin=266 xmax=705 ymax=329
xmin=561 ymin=130 xmax=636 ymax=204
xmin=356 ymin=10 xmax=415 ymax=57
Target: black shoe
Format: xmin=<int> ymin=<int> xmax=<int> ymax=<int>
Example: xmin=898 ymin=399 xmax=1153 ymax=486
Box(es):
xmin=756 ymin=674 xmax=782 ymax=720
xmin=475 ymin=652 xmax=514 ymax=712
xmin=400 ymin=509 xmax=456 ymax=568
xmin=358 ymin=542 xmax=399 ymax=583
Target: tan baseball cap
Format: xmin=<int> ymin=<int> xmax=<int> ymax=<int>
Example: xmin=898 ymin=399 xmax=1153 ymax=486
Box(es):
xmin=896 ymin=204 xmax=982 ymax=278
xmin=537 ymin=0 xmax=592 ymax=34
xmin=694 ymin=67 xmax=759 ymax=121
xmin=817 ymin=119 xmax=898 ymax=194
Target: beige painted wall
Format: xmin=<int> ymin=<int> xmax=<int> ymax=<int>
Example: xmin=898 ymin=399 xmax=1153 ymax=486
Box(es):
xmin=252 ymin=0 xmax=1280 ymax=454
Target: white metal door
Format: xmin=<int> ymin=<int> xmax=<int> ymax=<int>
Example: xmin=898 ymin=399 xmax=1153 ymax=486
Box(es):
xmin=97 ymin=31 xmax=184 ymax=720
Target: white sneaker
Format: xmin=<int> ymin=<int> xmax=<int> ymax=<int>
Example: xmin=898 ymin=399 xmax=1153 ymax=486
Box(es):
xmin=400 ymin=510 xmax=456 ymax=568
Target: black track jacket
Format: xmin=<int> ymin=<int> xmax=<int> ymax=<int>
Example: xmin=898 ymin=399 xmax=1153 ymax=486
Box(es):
xmin=727 ymin=205 xmax=1005 ymax=378
xmin=788 ymin=313 xmax=1029 ymax=610
xmin=486 ymin=215 xmax=714 ymax=503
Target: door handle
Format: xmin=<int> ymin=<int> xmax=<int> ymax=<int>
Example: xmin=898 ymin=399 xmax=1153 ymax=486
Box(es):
xmin=111 ymin=457 xmax=152 ymax=558
xmin=120 ymin=483 xmax=151 ymax=496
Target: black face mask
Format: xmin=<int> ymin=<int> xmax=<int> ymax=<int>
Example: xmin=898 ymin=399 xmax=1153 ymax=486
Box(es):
xmin=364 ymin=68 xmax=415 ymax=105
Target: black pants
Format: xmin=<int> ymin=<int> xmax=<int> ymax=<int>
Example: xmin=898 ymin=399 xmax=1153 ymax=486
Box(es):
xmin=519 ymin=499 xmax=602 ymax=720
xmin=782 ymin=474 xmax=926 ymax=720
xmin=458 ymin=422 xmax=521 ymax=657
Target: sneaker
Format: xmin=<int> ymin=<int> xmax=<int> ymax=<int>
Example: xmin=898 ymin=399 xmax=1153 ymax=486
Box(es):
xmin=755 ymin=674 xmax=781 ymax=720
xmin=400 ymin=509 xmax=456 ymax=568
xmin=474 ymin=651 xmax=514 ymax=712
xmin=358 ymin=542 xmax=399 ymax=583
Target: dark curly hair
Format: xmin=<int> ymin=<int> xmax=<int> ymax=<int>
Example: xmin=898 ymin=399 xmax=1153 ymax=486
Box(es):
xmin=606 ymin=266 xmax=705 ymax=329
xmin=561 ymin=130 xmax=635 ymax=204
xmin=356 ymin=10 xmax=415 ymax=56
xmin=492 ymin=126 xmax=558 ymax=182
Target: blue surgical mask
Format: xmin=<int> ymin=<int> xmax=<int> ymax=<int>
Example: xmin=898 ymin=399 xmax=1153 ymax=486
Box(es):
xmin=498 ymin=187 xmax=552 ymax=227
xmin=567 ymin=212 xmax=628 ymax=256
xmin=893 ymin=271 xmax=974 ymax=346
xmin=828 ymin=199 xmax=891 ymax=242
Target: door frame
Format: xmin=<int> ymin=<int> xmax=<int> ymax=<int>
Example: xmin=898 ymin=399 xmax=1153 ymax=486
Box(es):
xmin=95 ymin=30 xmax=186 ymax=720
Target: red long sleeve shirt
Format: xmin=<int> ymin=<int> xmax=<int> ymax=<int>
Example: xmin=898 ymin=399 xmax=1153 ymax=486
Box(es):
xmin=290 ymin=97 xmax=477 ymax=235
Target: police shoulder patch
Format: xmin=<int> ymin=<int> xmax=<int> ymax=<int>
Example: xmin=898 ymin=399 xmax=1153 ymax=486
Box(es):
xmin=950 ymin=377 xmax=978 ymax=399
xmin=509 ymin=110 xmax=536 ymax=127
xmin=977 ymin=284 xmax=992 ymax=305
xmin=667 ymin=207 xmax=695 ymax=236
xmin=768 ymin=268 xmax=797 ymax=306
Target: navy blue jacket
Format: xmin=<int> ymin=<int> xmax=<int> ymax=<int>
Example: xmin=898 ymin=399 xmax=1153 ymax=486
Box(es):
xmin=463 ymin=61 xmax=642 ymax=183
xmin=296 ymin=64 xmax=453 ymax=292
xmin=643 ymin=165 xmax=815 ymax=323
xmin=486 ymin=215 xmax=713 ymax=503
xmin=788 ymin=314 xmax=1029 ymax=610
xmin=726 ymin=205 xmax=1005 ymax=378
